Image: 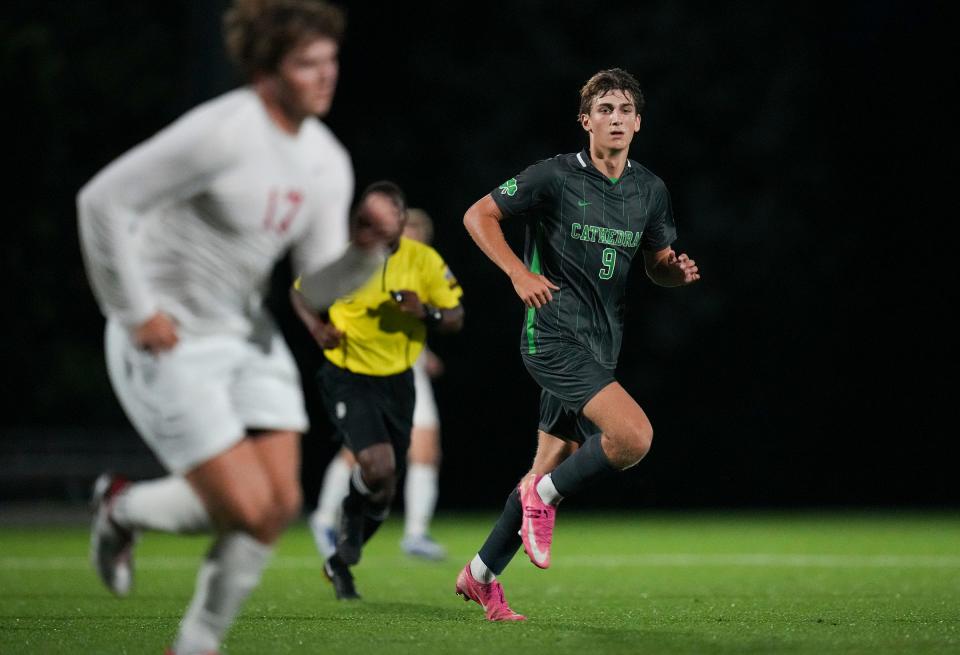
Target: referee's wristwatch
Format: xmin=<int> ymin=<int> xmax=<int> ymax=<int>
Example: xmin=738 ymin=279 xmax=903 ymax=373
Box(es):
xmin=422 ymin=303 xmax=442 ymax=327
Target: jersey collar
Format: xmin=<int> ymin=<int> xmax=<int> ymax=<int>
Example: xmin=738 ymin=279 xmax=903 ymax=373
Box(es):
xmin=575 ymin=149 xmax=632 ymax=183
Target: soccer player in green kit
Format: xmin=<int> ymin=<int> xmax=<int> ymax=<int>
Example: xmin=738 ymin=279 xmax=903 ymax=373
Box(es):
xmin=456 ymin=68 xmax=700 ymax=621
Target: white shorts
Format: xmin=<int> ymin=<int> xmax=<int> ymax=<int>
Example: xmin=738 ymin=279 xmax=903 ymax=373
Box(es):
xmin=105 ymin=319 xmax=309 ymax=474
xmin=411 ymin=352 xmax=439 ymax=429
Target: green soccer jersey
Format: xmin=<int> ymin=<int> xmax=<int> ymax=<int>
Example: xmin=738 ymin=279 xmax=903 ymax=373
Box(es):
xmin=490 ymin=150 xmax=677 ymax=367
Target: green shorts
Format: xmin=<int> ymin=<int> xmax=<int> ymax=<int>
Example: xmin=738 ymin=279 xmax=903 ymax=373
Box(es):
xmin=521 ymin=345 xmax=615 ymax=444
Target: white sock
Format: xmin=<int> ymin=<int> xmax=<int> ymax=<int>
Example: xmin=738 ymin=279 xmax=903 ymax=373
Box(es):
xmin=470 ymin=554 xmax=496 ymax=583
xmin=404 ymin=463 xmax=438 ymax=538
xmin=536 ymin=473 xmax=562 ymax=506
xmin=112 ymin=476 xmax=210 ymax=534
xmin=312 ymin=457 xmax=351 ymax=528
xmin=350 ymin=465 xmax=372 ymax=496
xmin=173 ymin=532 xmax=271 ymax=655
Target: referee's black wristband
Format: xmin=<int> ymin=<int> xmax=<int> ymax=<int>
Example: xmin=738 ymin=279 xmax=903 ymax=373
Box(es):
xmin=422 ymin=304 xmax=443 ymax=327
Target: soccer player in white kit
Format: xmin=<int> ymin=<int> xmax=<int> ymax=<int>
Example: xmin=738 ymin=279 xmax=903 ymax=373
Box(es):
xmin=76 ymin=2 xmax=399 ymax=653
xmin=309 ymin=209 xmax=449 ymax=561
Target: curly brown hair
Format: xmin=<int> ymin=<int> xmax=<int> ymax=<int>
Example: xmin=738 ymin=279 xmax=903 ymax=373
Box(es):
xmin=577 ymin=68 xmax=645 ymax=119
xmin=224 ymin=0 xmax=346 ymax=79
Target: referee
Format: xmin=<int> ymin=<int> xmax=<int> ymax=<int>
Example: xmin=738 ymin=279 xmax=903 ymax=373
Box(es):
xmin=292 ymin=181 xmax=464 ymax=599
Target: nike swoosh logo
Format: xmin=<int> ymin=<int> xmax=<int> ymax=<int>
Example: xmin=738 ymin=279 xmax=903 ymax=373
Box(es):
xmin=525 ymin=513 xmax=549 ymax=564
xmin=578 ymin=199 xmax=591 ymax=207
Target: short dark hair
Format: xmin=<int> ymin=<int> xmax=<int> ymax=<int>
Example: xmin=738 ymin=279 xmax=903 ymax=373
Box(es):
xmin=351 ymin=180 xmax=406 ymax=232
xmin=578 ymin=68 xmax=645 ymax=119
xmin=224 ymin=0 xmax=346 ymax=79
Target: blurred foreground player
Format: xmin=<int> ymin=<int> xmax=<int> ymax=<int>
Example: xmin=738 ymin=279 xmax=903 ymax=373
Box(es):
xmin=292 ymin=183 xmax=464 ymax=599
xmin=309 ymin=208 xmax=451 ymax=561
xmin=77 ymin=2 xmax=401 ymax=652
xmin=457 ymin=68 xmax=700 ymax=621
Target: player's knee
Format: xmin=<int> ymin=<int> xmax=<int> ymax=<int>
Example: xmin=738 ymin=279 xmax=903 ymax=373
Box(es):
xmin=362 ymin=463 xmax=397 ymax=499
xmin=274 ymin=484 xmax=302 ymax=526
xmin=227 ymin=494 xmax=275 ymax=539
xmin=607 ymin=419 xmax=652 ymax=469
xmin=357 ymin=447 xmax=396 ymax=491
xmin=623 ymin=421 xmax=653 ymax=466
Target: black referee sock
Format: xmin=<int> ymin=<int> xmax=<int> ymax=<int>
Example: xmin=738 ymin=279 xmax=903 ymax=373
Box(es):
xmin=337 ymin=480 xmax=366 ymax=561
xmin=342 ymin=477 xmax=366 ymax=515
xmin=550 ymin=434 xmax=618 ymax=498
xmin=362 ymin=503 xmax=389 ymax=544
xmin=344 ymin=473 xmax=391 ymax=537
xmin=477 ymin=488 xmax=523 ymax=575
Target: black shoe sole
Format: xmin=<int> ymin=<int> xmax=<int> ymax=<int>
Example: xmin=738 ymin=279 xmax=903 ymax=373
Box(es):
xmin=323 ymin=559 xmax=361 ymax=600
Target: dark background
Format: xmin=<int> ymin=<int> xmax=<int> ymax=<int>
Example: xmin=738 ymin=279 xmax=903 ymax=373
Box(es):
xmin=3 ymin=1 xmax=954 ymax=509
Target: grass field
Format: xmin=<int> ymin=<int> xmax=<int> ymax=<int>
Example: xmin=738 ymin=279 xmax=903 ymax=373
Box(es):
xmin=1 ymin=511 xmax=958 ymax=654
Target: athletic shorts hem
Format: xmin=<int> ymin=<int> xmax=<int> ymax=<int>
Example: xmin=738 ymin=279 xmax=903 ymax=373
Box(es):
xmin=160 ymin=431 xmax=245 ymax=475
xmin=242 ymin=417 xmax=309 ymax=436
xmin=572 ymin=377 xmax=614 ymax=414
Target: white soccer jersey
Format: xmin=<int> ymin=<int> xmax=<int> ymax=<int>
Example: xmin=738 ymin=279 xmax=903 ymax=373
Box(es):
xmin=78 ymin=88 xmax=354 ymax=336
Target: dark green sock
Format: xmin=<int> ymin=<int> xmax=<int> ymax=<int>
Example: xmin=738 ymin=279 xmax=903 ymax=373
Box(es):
xmin=477 ymin=489 xmax=522 ymax=575
xmin=550 ymin=434 xmax=618 ymax=497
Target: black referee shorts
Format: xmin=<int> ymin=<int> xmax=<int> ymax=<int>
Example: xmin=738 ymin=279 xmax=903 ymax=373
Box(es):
xmin=317 ymin=361 xmax=415 ymax=457
xmin=521 ymin=345 xmax=615 ymax=444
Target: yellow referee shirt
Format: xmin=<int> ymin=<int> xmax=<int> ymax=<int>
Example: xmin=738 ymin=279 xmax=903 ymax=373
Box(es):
xmin=298 ymin=237 xmax=462 ymax=376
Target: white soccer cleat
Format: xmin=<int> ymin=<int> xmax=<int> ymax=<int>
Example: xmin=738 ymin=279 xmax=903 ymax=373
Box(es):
xmin=90 ymin=472 xmax=137 ymax=597
xmin=401 ymin=534 xmax=447 ymax=561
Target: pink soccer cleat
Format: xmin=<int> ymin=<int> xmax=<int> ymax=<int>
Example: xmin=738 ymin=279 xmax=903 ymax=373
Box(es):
xmin=455 ymin=564 xmax=526 ymax=622
xmin=518 ymin=474 xmax=556 ymax=569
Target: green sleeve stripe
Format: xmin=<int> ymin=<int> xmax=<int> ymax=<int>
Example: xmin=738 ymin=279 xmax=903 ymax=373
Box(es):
xmin=526 ymin=238 xmax=541 ymax=354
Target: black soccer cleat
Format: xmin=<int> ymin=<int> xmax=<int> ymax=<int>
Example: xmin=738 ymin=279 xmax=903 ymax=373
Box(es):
xmin=323 ymin=555 xmax=360 ymax=600
xmin=337 ymin=500 xmax=365 ymax=566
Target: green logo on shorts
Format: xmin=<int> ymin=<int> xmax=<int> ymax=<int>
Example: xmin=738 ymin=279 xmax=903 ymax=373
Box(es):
xmin=499 ymin=178 xmax=518 ymax=196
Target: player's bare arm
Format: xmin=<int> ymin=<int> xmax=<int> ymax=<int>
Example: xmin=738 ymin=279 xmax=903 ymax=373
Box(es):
xmin=295 ymin=191 xmax=407 ymax=312
xmin=392 ymin=290 xmax=464 ymax=334
xmin=310 ymin=315 xmax=344 ymax=349
xmin=423 ymin=348 xmax=444 ymax=378
xmin=463 ymin=194 xmax=559 ymax=309
xmin=643 ymin=246 xmax=700 ymax=287
xmin=290 ymin=287 xmax=342 ymax=349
